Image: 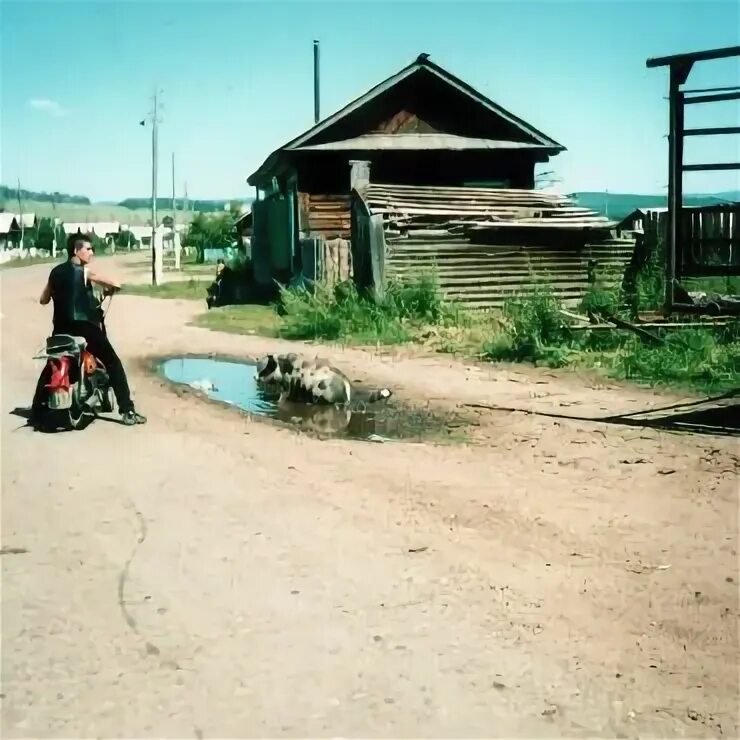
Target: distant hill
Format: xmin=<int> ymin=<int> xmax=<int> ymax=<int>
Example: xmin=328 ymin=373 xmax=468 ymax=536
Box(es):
xmin=571 ymin=191 xmax=740 ymax=221
xmin=2 ymin=200 xmax=175 ymax=225
xmin=118 ymin=197 xmax=252 ymax=213
xmin=0 ymin=185 xmax=90 ymax=206
xmin=5 ymin=184 xmax=735 ymax=226
xmin=1 ymin=185 xmax=253 ymax=225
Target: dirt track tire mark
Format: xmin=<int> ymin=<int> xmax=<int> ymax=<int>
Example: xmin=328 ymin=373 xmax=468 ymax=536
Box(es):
xmin=117 ymin=500 xmax=179 ymax=667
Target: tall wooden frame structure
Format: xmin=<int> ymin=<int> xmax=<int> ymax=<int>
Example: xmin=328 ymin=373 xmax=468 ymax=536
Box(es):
xmin=646 ymin=45 xmax=740 ymax=315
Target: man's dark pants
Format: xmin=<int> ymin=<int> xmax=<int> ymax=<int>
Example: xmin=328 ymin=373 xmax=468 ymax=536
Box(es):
xmin=31 ymin=320 xmax=134 ymax=419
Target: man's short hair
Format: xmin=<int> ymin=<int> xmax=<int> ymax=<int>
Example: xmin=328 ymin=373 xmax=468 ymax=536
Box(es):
xmin=66 ymin=233 xmax=93 ymax=258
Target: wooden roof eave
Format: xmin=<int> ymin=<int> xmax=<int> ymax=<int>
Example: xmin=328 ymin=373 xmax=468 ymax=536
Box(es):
xmin=246 ymin=55 xmax=565 ymax=184
xmin=247 ymin=151 xmax=295 ymax=188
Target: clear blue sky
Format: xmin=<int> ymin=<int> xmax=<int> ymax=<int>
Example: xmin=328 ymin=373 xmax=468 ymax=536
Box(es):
xmin=2 ymin=0 xmax=739 ymax=202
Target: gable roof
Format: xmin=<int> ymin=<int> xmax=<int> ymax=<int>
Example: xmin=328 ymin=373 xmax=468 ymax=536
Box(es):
xmin=63 ymin=221 xmax=121 ymax=236
xmin=292 ymin=133 xmax=556 ymax=152
xmin=0 ymin=214 xmax=19 ymax=233
xmin=127 ymin=226 xmax=153 ymax=240
xmin=247 ymin=54 xmax=565 ymax=186
xmin=17 ymin=213 xmax=37 ymax=228
xmin=0 ymin=213 xmax=35 ymax=232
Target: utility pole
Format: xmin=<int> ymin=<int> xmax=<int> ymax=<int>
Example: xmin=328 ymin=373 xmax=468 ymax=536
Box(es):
xmin=172 ymin=152 xmax=181 ymax=269
xmin=50 ymin=192 xmax=58 ymax=257
xmin=150 ymin=88 xmax=163 ymax=285
xmin=16 ymin=178 xmax=24 ymax=251
xmin=171 ymin=152 xmax=176 ymax=222
xmin=313 ymin=40 xmax=321 ymax=123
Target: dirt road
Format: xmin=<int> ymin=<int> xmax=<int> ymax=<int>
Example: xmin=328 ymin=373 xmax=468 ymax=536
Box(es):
xmin=2 ymin=255 xmax=737 ymax=738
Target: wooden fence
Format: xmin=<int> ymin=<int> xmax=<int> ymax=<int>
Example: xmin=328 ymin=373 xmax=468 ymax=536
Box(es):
xmin=641 ymin=204 xmax=739 ymax=277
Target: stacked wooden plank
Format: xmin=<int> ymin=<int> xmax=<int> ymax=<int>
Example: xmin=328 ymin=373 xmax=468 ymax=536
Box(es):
xmin=365 ymin=183 xmax=617 ymax=233
xmin=361 ymin=183 xmax=632 ymax=308
xmin=306 ymin=194 xmax=351 ymax=238
xmin=385 ymin=234 xmax=636 ymax=308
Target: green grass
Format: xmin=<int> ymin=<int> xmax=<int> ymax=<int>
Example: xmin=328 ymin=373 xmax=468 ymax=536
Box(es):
xmin=0 ymin=251 xmax=117 ymax=271
xmin=122 ymin=264 xmax=740 ymax=396
xmin=275 ymin=272 xmax=467 ymax=345
xmin=483 ymin=284 xmax=740 ymax=394
xmin=193 ymin=304 xmax=281 ymax=336
xmin=181 ymin=263 xmax=218 ymax=276
xmin=0 ymin=254 xmax=63 ymax=270
xmin=681 ymin=276 xmax=740 ymax=296
xmin=203 ymin=275 xmax=740 ymax=395
xmin=122 ymin=278 xmax=210 ymax=300
xmin=604 ymin=326 xmax=740 ymax=394
xmin=5 ymin=199 xmax=195 ymax=225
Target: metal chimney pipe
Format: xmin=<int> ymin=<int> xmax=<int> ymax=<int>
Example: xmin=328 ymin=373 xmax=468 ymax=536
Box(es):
xmin=313 ymin=40 xmax=320 ymax=123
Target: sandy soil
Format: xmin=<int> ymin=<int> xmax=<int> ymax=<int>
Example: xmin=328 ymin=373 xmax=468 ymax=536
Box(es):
xmin=2 ymin=254 xmax=738 ymax=738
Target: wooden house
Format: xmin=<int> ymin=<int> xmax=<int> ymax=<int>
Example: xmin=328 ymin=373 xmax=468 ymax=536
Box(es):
xmin=0 ymin=213 xmax=37 ymax=250
xmin=246 ymin=53 xmax=566 ymax=288
xmin=0 ymin=213 xmax=20 ymax=250
xmin=235 ymin=208 xmax=253 ymax=252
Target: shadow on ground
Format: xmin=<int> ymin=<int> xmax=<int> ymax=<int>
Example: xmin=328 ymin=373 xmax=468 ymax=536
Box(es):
xmin=466 ymin=390 xmax=740 ymax=438
xmin=9 ymin=406 xmax=127 ymax=432
xmin=603 ymin=392 xmax=740 ymax=437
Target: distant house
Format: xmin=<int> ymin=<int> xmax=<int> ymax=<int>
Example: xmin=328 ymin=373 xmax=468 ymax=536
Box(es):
xmin=615 ymin=206 xmax=711 ymax=238
xmin=126 ymin=226 xmax=152 ymax=247
xmin=63 ymin=222 xmax=121 ymax=239
xmin=616 ymin=207 xmax=670 ymax=235
xmin=246 ymin=53 xmax=566 ymax=287
xmin=235 ymin=208 xmax=252 ymax=253
xmin=123 ymin=223 xmax=184 ymax=252
xmin=17 ymin=213 xmax=37 ymax=230
xmin=0 ymin=213 xmax=37 ymax=249
xmin=0 ymin=213 xmax=20 ymax=250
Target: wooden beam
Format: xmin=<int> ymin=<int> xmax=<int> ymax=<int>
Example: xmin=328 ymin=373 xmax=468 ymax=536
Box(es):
xmin=665 ymin=70 xmax=684 ymax=313
xmin=683 ymin=126 xmax=740 ymax=136
xmin=596 ymin=312 xmax=665 ymax=346
xmin=682 ymin=85 xmax=740 ymax=94
xmin=684 ymin=91 xmax=740 ymax=105
xmin=682 ymin=162 xmax=740 ymax=171
xmin=646 ymin=45 xmax=740 ymax=68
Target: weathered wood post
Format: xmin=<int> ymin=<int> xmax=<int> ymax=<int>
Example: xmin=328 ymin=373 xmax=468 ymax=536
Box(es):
xmin=368 ymin=214 xmax=386 ymax=301
xmin=349 ymin=160 xmax=386 ymax=298
xmin=349 ymin=160 xmax=371 ymax=194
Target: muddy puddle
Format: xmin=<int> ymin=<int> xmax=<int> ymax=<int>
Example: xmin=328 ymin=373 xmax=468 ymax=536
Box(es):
xmin=158 ymin=356 xmax=467 ymax=443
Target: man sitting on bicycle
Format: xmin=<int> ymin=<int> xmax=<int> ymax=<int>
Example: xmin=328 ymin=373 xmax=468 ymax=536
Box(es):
xmin=30 ymin=233 xmax=147 ymax=427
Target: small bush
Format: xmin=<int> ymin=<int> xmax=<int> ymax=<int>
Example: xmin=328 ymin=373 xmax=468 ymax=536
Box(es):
xmin=383 ymin=270 xmax=457 ymax=324
xmin=481 ymin=284 xmax=740 ymax=392
xmin=612 ymin=327 xmax=740 ymax=393
xmin=483 ymin=285 xmax=572 ymax=366
xmin=124 ymin=278 xmax=209 ymax=300
xmin=580 ymin=286 xmax=619 ymax=317
xmin=275 ymin=271 xmax=461 ymax=344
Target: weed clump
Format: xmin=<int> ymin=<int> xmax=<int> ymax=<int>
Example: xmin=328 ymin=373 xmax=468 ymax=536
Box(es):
xmin=482 ymin=285 xmax=574 ymax=367
xmin=481 ymin=285 xmax=739 ymax=392
xmin=612 ymin=326 xmax=740 ymax=393
xmin=276 ymin=270 xmax=463 ymax=344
